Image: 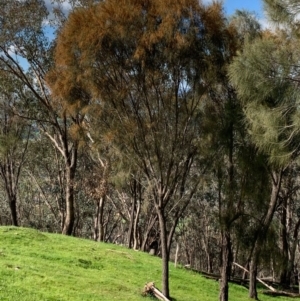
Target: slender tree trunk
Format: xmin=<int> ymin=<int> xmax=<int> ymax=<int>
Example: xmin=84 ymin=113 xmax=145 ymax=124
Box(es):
xmin=128 ymin=181 xmax=137 ymax=248
xmin=1 ymin=161 xmax=18 ymax=226
xmin=93 ymin=199 xmax=100 ymax=241
xmin=280 ymin=196 xmax=289 ymax=287
xmin=157 ymin=207 xmax=170 ymax=299
xmin=9 ymin=195 xmax=18 ymax=227
xmin=249 ymin=249 xmax=259 ymax=299
xmin=93 ymin=196 xmax=105 ymax=241
xmin=98 ymin=196 xmax=105 ymax=241
xmin=219 ymin=120 xmax=234 ymax=301
xmin=133 ymin=199 xmax=141 ymax=250
xmin=219 ymin=229 xmax=232 ymax=301
xmin=249 ymin=170 xmax=282 ymax=299
xmin=62 ymin=159 xmax=76 ymax=235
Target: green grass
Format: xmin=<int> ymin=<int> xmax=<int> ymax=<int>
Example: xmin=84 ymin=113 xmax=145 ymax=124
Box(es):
xmin=0 ymin=226 xmax=293 ymax=300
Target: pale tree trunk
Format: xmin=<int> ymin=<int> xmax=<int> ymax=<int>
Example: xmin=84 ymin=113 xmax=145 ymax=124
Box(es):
xmin=98 ymin=197 xmax=105 ymax=241
xmin=202 ymin=235 xmax=213 ymax=273
xmin=62 ymin=164 xmax=75 ymax=235
xmin=62 ymin=146 xmax=78 ymax=236
xmin=133 ymin=199 xmax=141 ymax=250
xmin=93 ymin=196 xmax=105 ymax=241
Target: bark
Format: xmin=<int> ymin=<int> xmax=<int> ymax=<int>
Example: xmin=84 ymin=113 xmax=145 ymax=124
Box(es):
xmin=133 ymin=199 xmax=141 ymax=250
xmin=157 ymin=207 xmax=170 ymax=299
xmin=219 ymin=230 xmax=232 ymax=301
xmin=249 ymin=170 xmax=283 ymax=299
xmin=219 ymin=119 xmax=234 ymax=301
xmin=280 ymin=196 xmax=289 ymax=286
xmin=249 ymin=253 xmax=259 ymax=300
xmin=9 ymin=195 xmax=18 ymax=227
xmin=62 ymin=165 xmax=75 ymax=235
xmin=98 ymin=196 xmax=105 ymax=241
xmin=128 ymin=179 xmax=137 ymax=248
xmin=0 ymin=128 xmax=30 ymax=227
xmin=174 ymin=242 xmax=179 ymax=268
xmin=202 ymin=236 xmax=213 ymax=274
xmin=93 ymin=196 xmax=105 ymax=241
xmin=2 ymin=160 xmax=19 ymax=227
xmin=288 ymin=218 xmax=300 ymax=284
xmin=62 ymin=146 xmax=77 ymax=235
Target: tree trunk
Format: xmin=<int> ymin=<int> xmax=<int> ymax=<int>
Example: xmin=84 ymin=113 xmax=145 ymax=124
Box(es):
xmin=157 ymin=207 xmax=170 ymax=299
xmin=249 ymin=170 xmax=283 ymax=299
xmin=2 ymin=160 xmax=19 ymax=227
xmin=288 ymin=219 xmax=300 ymax=285
xmin=249 ymin=251 xmax=258 ymax=299
xmin=219 ymin=230 xmax=232 ymax=301
xmin=93 ymin=196 xmax=105 ymax=241
xmin=62 ymin=162 xmax=76 ymax=235
xmin=127 ymin=181 xmax=136 ymax=248
xmin=98 ymin=196 xmax=105 ymax=241
xmin=133 ymin=199 xmax=141 ymax=250
xmin=9 ymin=195 xmax=18 ymax=227
xmin=280 ymin=196 xmax=289 ymax=287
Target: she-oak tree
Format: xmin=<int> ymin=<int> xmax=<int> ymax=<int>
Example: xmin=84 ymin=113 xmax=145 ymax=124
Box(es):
xmin=228 ymin=4 xmax=300 ymax=298
xmin=47 ymin=0 xmax=235 ymax=298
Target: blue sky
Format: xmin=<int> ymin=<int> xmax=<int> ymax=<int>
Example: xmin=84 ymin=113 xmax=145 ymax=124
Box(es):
xmin=223 ymin=0 xmax=264 ymax=17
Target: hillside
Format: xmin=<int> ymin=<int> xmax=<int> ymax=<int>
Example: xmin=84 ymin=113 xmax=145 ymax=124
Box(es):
xmin=0 ymin=227 xmax=292 ymax=301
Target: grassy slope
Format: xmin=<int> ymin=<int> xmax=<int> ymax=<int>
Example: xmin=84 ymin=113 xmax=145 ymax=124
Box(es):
xmin=0 ymin=227 xmax=292 ymax=301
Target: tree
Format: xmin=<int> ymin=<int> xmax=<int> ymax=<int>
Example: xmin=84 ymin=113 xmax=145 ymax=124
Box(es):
xmin=0 ymin=0 xmax=90 ymax=235
xmin=0 ymin=73 xmax=31 ymax=226
xmin=48 ymin=0 xmax=233 ymax=297
xmin=228 ymin=24 xmax=300 ymax=300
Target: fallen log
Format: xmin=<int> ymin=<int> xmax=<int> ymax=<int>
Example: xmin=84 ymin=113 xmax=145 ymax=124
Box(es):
xmin=143 ymin=282 xmax=171 ymax=301
xmin=233 ymin=262 xmax=276 ymax=292
xmin=262 ymin=290 xmax=300 ymax=298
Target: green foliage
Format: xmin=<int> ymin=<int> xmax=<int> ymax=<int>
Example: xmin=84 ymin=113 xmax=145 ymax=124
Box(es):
xmin=229 ymin=10 xmax=261 ymax=43
xmin=229 ymin=34 xmax=300 ymax=165
xmin=264 ymin=0 xmax=300 ymax=29
xmin=0 ymin=227 xmax=293 ymax=301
